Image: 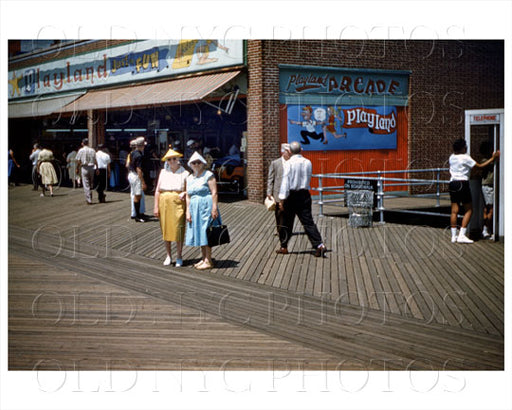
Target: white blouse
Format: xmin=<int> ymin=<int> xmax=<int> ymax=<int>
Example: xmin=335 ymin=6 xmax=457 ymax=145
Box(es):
xmin=155 ymin=166 xmax=189 ymax=192
xmin=449 ymin=154 xmax=476 ymax=181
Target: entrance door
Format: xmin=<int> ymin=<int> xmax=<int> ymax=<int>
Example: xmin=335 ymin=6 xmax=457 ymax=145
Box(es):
xmin=464 ymin=109 xmax=504 ymax=241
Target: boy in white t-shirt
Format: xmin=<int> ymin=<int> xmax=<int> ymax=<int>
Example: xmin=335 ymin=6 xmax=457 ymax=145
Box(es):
xmin=449 ymin=138 xmax=499 ymax=243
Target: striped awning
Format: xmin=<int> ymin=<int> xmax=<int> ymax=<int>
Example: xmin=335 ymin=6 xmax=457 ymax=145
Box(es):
xmin=8 ymin=91 xmax=86 ymax=118
xmin=60 ymin=70 xmax=241 ymax=112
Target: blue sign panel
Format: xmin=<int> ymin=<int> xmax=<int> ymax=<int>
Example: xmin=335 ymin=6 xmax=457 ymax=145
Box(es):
xmin=287 ymin=104 xmax=398 ymax=151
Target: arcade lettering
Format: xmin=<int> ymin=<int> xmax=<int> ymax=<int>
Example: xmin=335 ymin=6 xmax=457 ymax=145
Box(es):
xmin=286 ymin=73 xmax=402 ymax=96
xmin=328 ymin=76 xmax=400 ymax=95
xmin=343 ymin=107 xmax=397 ymax=134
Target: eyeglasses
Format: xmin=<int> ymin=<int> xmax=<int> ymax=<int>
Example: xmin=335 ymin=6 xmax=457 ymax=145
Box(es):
xmin=190 ymin=161 xmax=202 ymax=165
xmin=167 ymin=157 xmax=178 ymax=161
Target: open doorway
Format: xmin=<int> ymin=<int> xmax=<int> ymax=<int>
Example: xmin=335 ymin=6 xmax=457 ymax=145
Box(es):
xmin=464 ymin=109 xmax=504 ymax=241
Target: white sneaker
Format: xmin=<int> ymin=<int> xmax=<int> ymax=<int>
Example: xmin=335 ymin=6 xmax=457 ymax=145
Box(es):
xmin=482 ymin=228 xmax=490 ymax=238
xmin=163 ymin=255 xmax=172 ymax=266
xmin=457 ymin=234 xmax=474 ymax=244
xmin=489 ymin=234 xmax=495 ymax=241
xmin=451 ymin=236 xmax=457 ymax=243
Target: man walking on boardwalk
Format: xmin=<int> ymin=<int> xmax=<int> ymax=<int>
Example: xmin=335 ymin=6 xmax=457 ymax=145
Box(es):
xmin=95 ymin=144 xmax=111 ymax=203
xmin=76 ymin=138 xmax=98 ymax=205
xmin=267 ymin=143 xmax=292 ymax=254
xmin=278 ymin=141 xmax=327 ymax=257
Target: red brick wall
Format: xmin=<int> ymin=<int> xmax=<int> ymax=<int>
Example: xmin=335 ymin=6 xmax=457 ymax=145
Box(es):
xmin=246 ymin=41 xmax=265 ymax=200
xmin=246 ymin=40 xmax=504 ymax=202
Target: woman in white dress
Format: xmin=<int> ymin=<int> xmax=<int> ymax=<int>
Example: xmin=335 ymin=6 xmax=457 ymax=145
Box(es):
xmin=37 ymin=148 xmax=58 ymax=197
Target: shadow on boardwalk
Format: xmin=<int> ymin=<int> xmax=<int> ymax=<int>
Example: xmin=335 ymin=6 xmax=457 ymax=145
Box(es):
xmin=8 ymin=185 xmax=504 ymax=370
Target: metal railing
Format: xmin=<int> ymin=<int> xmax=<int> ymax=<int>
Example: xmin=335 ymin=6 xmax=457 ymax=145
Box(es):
xmin=312 ymin=168 xmax=450 ymax=222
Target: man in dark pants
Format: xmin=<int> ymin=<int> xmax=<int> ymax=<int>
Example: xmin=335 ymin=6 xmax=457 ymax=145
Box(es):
xmin=267 ymin=143 xmax=292 ymax=254
xmin=95 ymin=144 xmax=111 ymax=203
xmin=278 ymin=141 xmax=327 ymax=257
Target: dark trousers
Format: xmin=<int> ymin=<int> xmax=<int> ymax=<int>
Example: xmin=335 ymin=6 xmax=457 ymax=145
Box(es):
xmin=96 ymin=169 xmax=107 ymax=202
xmin=275 ymin=202 xmax=294 ymax=248
xmin=32 ymin=165 xmax=40 ymax=190
xmin=282 ymin=189 xmax=323 ymax=249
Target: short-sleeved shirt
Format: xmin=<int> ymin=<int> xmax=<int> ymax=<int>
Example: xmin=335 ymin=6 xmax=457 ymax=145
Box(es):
xmin=128 ymin=150 xmax=143 ymax=172
xmin=449 ymin=154 xmax=476 ymax=181
xmin=156 ymin=166 xmax=189 ymax=192
xmin=96 ymin=150 xmax=111 ymax=169
xmin=76 ymin=146 xmax=97 ymax=166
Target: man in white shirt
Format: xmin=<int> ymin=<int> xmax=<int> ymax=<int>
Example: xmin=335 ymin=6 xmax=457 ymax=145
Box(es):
xmin=278 ymin=141 xmax=327 ymax=257
xmin=76 ymin=138 xmax=98 ymax=205
xmin=29 ymin=143 xmax=41 ymax=191
xmin=95 ymin=144 xmax=111 ymax=203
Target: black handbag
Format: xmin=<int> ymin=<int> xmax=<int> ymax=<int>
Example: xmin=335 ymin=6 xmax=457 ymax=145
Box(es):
xmin=206 ymin=223 xmax=231 ymax=247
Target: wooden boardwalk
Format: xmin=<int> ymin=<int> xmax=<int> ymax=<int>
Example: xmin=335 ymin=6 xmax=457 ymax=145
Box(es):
xmin=8 ymin=184 xmax=504 ymax=370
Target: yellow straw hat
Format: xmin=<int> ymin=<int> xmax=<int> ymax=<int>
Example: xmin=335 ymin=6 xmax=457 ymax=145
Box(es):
xmin=161 ymin=148 xmax=183 ymax=161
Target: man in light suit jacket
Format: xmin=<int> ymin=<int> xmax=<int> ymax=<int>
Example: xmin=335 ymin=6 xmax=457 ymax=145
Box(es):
xmin=267 ymin=143 xmax=292 ymax=254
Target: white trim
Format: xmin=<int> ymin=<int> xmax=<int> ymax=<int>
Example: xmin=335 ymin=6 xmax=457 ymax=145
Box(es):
xmin=464 ymin=108 xmax=504 ymax=240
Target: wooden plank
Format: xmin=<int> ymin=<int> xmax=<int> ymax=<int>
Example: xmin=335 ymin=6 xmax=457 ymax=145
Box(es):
xmin=8 ymin=185 xmax=505 ymax=370
xmin=9 ymin=241 xmax=504 ymax=370
xmin=12 ymin=238 xmax=504 ymax=370
xmin=9 ymin=255 xmax=343 ymax=370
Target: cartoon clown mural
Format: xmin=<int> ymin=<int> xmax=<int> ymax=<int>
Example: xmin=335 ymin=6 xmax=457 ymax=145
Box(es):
xmin=287 ymin=104 xmax=398 ymax=151
xmin=288 ymin=105 xmax=326 ymax=145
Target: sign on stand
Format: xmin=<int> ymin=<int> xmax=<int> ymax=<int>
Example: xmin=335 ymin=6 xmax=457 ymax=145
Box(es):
xmin=344 ymin=179 xmax=377 ymax=208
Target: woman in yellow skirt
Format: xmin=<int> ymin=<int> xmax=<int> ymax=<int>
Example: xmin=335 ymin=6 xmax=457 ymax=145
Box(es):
xmin=153 ymin=147 xmax=190 ymax=267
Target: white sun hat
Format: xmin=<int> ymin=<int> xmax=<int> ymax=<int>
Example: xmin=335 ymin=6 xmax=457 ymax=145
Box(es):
xmin=187 ymin=151 xmax=207 ymax=167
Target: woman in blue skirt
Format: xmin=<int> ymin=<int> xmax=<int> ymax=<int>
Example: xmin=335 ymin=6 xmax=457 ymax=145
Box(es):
xmin=185 ymin=151 xmax=220 ymax=270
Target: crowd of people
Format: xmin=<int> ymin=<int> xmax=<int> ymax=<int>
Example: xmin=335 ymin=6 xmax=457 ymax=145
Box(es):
xmin=15 ymin=134 xmax=500 ymax=274
xmin=25 ymin=140 xmax=113 ymax=202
